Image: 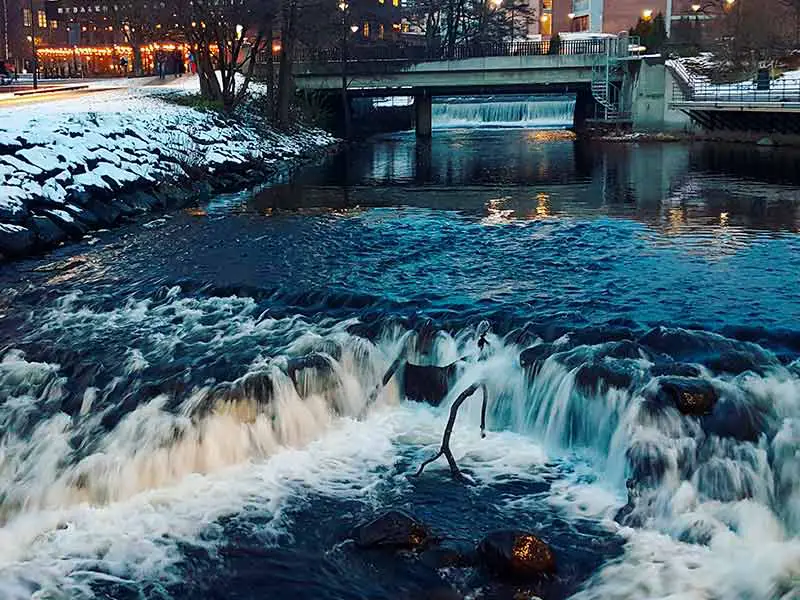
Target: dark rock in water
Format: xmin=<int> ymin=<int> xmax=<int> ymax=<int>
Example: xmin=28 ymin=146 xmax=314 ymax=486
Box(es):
xmin=63 ymin=205 xmax=101 ymax=228
xmin=574 ymin=362 xmax=634 ymax=394
xmin=0 ymin=199 xmax=28 ymax=223
xmin=639 ymin=327 xmax=776 ymax=373
xmin=43 ymin=209 xmax=88 ymax=237
xmin=705 ymin=350 xmax=777 ymax=376
xmin=120 ymin=191 xmax=159 ymax=213
xmin=519 ymin=344 xmax=557 ymax=374
xmin=286 ymin=353 xmax=334 ymax=381
xmin=650 ymin=363 xmax=702 ymax=378
xmin=477 ymin=530 xmax=556 ymax=579
xmin=85 ymin=199 xmax=122 ymax=226
xmin=0 ymin=224 xmax=36 ymax=256
xmin=30 ymin=215 xmax=67 ymax=246
xmin=654 ymin=377 xmax=718 ymax=416
xmin=351 ymin=510 xmax=431 ymax=550
xmin=418 ymin=588 xmax=463 ymax=600
xmin=419 ymin=539 xmax=478 ymax=569
xmin=403 ymin=362 xmax=457 ymax=406
xmin=701 ymin=391 xmax=773 ymax=442
xmin=599 ymin=340 xmax=651 ymax=361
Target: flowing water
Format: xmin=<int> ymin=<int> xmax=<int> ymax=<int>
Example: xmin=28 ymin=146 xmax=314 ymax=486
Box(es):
xmin=432 ymin=96 xmax=577 ymax=129
xmin=1 ymin=129 xmax=800 ymax=600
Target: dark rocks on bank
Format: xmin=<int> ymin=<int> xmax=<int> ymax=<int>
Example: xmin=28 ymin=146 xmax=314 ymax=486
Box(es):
xmin=0 ymin=224 xmax=36 ymax=256
xmin=84 ymin=199 xmax=123 ymax=226
xmin=30 ymin=215 xmax=68 ymax=246
xmin=351 ymin=510 xmax=432 ymax=550
xmin=43 ymin=209 xmax=89 ymax=237
xmin=651 ymin=377 xmax=718 ymax=416
xmin=476 ymin=530 xmax=556 ymax=579
xmin=403 ymin=362 xmax=458 ymax=406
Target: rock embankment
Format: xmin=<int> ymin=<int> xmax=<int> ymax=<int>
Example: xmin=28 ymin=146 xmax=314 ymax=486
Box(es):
xmin=0 ymin=92 xmax=336 ymax=260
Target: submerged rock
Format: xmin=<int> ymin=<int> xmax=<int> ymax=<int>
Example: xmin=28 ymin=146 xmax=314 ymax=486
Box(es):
xmin=477 ymin=530 xmax=556 ymax=579
xmin=419 ymin=538 xmax=478 ymax=569
xmin=403 ymin=362 xmax=458 ymax=406
xmin=351 ymin=509 xmax=431 ymax=550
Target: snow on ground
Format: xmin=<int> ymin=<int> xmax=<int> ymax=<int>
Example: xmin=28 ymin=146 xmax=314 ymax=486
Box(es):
xmin=0 ymin=76 xmax=336 ymax=257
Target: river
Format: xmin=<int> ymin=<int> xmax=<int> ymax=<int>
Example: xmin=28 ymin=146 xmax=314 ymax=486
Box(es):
xmin=0 ymin=128 xmax=799 ymax=600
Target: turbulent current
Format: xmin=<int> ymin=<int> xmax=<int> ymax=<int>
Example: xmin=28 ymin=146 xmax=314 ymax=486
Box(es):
xmin=432 ymin=96 xmax=577 ymax=129
xmin=1 ymin=130 xmax=799 ymax=600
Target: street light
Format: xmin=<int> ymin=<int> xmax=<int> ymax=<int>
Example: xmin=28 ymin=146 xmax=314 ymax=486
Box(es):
xmin=350 ymin=24 xmax=359 ymax=33
xmin=642 ymin=8 xmax=653 ymax=20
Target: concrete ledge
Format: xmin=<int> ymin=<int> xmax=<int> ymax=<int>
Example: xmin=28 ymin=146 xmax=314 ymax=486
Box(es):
xmin=670 ymin=101 xmax=800 ymax=113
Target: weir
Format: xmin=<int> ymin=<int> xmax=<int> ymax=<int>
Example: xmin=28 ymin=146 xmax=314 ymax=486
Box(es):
xmin=431 ymin=95 xmax=577 ymax=130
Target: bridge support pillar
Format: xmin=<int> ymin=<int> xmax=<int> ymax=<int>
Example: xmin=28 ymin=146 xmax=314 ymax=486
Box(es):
xmin=415 ymin=92 xmax=432 ymax=138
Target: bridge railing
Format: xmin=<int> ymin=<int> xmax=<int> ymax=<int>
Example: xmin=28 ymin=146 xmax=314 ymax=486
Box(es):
xmin=280 ymin=38 xmax=623 ymax=65
xmin=669 ymin=60 xmax=800 ymax=104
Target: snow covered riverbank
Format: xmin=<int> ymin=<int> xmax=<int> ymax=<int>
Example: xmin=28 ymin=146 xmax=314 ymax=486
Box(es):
xmin=0 ymin=85 xmax=336 ymax=260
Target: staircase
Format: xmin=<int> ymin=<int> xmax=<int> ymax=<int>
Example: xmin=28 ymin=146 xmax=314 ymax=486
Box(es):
xmin=591 ymin=59 xmax=621 ymax=120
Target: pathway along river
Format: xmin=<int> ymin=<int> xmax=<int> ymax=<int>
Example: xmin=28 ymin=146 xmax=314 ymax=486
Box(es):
xmin=1 ymin=130 xmax=800 ymax=600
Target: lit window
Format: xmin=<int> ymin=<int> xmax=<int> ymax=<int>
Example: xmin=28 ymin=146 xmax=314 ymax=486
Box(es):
xmin=38 ymin=9 xmax=47 ymax=27
xmin=57 ymin=7 xmax=63 ymax=13
xmin=50 ymin=19 xmax=58 ymax=28
xmin=363 ymin=21 xmax=369 ymax=37
xmin=378 ymin=0 xmax=384 ymax=4
xmin=378 ymin=23 xmax=384 ymax=38
xmin=392 ymin=22 xmax=400 ymax=30
xmin=392 ymin=0 xmax=398 ymax=6
xmin=402 ymin=22 xmax=409 ymax=31
xmin=542 ymin=0 xmax=552 ymax=8
xmin=23 ymin=8 xmax=31 ymax=26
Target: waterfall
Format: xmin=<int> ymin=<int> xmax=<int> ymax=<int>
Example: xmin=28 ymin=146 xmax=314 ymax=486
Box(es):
xmin=432 ymin=95 xmax=576 ymax=129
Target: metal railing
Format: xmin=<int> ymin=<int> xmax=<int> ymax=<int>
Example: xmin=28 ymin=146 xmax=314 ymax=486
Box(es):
xmin=260 ymin=38 xmax=632 ymax=66
xmin=669 ymin=61 xmax=800 ymax=104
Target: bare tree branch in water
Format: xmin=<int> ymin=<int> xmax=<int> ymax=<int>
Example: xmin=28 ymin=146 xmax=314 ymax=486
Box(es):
xmin=413 ymin=382 xmax=488 ymax=482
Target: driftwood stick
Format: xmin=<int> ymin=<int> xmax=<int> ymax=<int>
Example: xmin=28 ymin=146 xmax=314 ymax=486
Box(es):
xmin=413 ymin=382 xmax=484 ymax=481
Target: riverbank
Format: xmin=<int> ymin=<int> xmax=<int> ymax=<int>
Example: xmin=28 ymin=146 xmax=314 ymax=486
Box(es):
xmin=0 ymin=85 xmax=337 ymax=260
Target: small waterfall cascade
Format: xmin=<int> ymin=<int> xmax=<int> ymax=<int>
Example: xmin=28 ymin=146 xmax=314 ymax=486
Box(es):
xmin=432 ymin=95 xmax=576 ymax=129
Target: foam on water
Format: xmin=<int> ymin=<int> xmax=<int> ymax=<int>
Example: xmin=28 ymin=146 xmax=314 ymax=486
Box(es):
xmin=0 ymin=288 xmax=799 ymax=599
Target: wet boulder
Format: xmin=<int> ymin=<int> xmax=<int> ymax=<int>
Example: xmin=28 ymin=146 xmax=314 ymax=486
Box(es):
xmin=0 ymin=223 xmax=36 ymax=256
xmin=351 ymin=510 xmax=431 ymax=550
xmin=419 ymin=538 xmax=478 ymax=569
xmin=403 ymin=362 xmax=458 ymax=406
xmin=519 ymin=344 xmax=557 ymax=374
xmin=476 ymin=530 xmax=556 ymax=579
xmin=701 ymin=391 xmax=774 ymax=443
xmin=30 ymin=214 xmax=68 ymax=247
xmin=574 ymin=361 xmax=635 ymax=395
xmin=650 ymin=363 xmax=702 ymax=378
xmin=653 ymin=377 xmax=718 ymax=416
xmin=704 ymin=350 xmax=778 ymax=376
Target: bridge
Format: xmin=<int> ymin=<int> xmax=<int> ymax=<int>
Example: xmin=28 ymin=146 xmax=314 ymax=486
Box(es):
xmin=667 ymin=61 xmax=800 ymax=136
xmin=260 ymin=39 xmax=641 ymax=137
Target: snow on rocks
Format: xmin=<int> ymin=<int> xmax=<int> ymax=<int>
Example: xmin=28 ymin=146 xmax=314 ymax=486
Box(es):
xmin=0 ymin=85 xmax=336 ymax=259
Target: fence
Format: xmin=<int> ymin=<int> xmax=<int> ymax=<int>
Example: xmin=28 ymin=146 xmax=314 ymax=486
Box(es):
xmin=259 ymin=37 xmax=632 ymax=65
xmin=669 ymin=60 xmax=800 ymax=104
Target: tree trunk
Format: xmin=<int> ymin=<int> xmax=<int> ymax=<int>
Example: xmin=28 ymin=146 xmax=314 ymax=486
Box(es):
xmin=132 ymin=44 xmax=143 ymax=76
xmin=197 ymin=49 xmax=222 ymax=101
xmin=266 ymin=20 xmax=275 ymax=120
xmin=276 ymin=1 xmax=297 ymax=129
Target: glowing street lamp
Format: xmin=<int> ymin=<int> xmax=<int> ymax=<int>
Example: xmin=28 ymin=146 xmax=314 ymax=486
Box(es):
xmin=691 ymin=3 xmax=701 ymax=11
xmin=491 ymin=0 xmax=502 ymax=8
xmin=642 ymin=8 xmax=653 ymax=19
xmin=567 ymin=12 xmax=575 ymax=18
xmin=350 ymin=23 xmax=359 ymax=33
